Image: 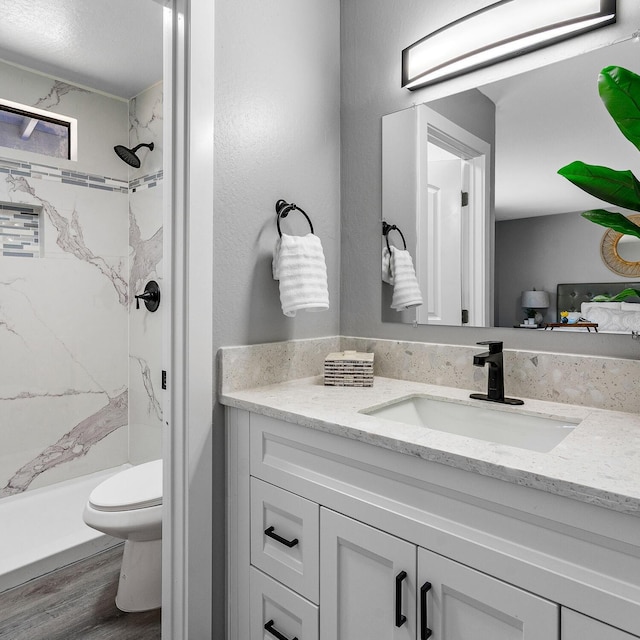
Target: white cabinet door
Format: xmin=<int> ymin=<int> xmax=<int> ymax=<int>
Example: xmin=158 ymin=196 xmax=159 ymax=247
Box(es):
xmin=320 ymin=508 xmax=416 ymax=640
xmin=418 ymin=548 xmax=559 ymax=640
xmin=562 ymin=609 xmax=639 ymax=640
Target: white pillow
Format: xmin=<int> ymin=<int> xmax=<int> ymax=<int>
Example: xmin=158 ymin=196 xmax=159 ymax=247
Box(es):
xmin=580 ymin=303 xmax=626 ymax=331
xmin=581 ymin=302 xmax=621 ymax=311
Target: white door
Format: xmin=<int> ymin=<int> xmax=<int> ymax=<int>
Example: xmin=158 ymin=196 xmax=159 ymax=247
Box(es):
xmin=418 ymin=547 xmax=559 ymax=640
xmin=562 ymin=609 xmax=638 ymax=640
xmin=418 ymin=151 xmax=463 ymax=325
xmin=320 ymin=508 xmax=416 ymax=640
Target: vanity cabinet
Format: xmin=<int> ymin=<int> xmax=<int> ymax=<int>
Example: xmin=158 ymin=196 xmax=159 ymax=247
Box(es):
xmin=227 ymin=409 xmax=640 ymax=640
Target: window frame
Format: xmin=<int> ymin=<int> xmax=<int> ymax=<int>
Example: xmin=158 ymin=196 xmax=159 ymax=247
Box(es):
xmin=0 ymin=97 xmax=78 ymax=161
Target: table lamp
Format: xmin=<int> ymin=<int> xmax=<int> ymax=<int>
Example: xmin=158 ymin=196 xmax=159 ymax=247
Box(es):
xmin=521 ymin=289 xmax=550 ymax=325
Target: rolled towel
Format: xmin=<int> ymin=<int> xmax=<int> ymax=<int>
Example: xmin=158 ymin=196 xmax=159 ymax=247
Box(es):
xmin=387 ymin=246 xmax=423 ymax=311
xmin=273 ymin=233 xmax=330 ymax=317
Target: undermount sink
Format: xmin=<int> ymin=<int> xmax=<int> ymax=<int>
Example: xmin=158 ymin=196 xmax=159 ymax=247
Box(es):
xmin=361 ymin=395 xmax=579 ymax=453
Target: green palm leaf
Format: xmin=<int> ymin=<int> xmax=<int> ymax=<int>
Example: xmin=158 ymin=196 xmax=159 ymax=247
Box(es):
xmin=592 ymin=288 xmax=640 ymax=302
xmin=580 ymin=209 xmax=640 ymax=238
xmin=599 ymin=66 xmax=640 ymax=152
xmin=557 ymin=161 xmax=640 ymax=211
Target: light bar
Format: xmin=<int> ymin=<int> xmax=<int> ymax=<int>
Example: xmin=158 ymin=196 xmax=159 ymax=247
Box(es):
xmin=402 ymin=0 xmax=616 ymax=90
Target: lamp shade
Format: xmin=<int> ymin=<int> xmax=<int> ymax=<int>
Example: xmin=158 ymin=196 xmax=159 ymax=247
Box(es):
xmin=402 ymin=0 xmax=616 ymax=90
xmin=522 ymin=290 xmax=550 ymax=309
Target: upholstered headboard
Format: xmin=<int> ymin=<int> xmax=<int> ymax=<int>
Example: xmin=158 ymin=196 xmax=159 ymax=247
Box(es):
xmin=556 ymin=282 xmax=640 ymax=316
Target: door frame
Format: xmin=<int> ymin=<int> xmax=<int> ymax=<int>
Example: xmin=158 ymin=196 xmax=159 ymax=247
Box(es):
xmin=163 ymin=0 xmax=215 ymax=637
xmin=416 ymin=105 xmax=491 ymax=327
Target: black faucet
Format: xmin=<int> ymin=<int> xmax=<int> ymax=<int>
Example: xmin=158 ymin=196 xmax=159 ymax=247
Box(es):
xmin=470 ymin=341 xmax=524 ymax=406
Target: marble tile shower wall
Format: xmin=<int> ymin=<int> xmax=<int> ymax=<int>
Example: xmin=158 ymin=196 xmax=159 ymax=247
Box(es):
xmin=0 ymin=62 xmax=163 ymax=497
xmin=128 ymin=82 xmax=163 ymax=464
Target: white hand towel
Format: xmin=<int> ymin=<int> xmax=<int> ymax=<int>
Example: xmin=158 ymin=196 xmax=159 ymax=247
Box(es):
xmin=382 ymin=247 xmax=393 ymax=284
xmin=387 ymin=246 xmax=423 ymax=311
xmin=273 ymin=233 xmax=330 ymax=317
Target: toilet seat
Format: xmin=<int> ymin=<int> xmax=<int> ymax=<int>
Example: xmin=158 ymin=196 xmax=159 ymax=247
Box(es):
xmin=89 ymin=459 xmax=162 ymax=512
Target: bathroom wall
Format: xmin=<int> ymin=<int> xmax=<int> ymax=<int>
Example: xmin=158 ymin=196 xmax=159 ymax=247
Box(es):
xmin=0 ymin=61 xmax=163 ymax=497
xmin=208 ymin=0 xmax=341 ymax=635
xmin=127 ymin=82 xmax=164 ymax=464
xmin=340 ymin=0 xmax=640 ymax=357
xmin=0 ymin=60 xmax=130 ymax=496
xmin=495 ymin=211 xmax=631 ymax=327
xmin=213 ymin=0 xmax=341 ymax=348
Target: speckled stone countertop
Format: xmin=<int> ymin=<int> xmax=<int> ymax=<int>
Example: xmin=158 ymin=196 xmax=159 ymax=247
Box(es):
xmin=221 ymin=375 xmax=640 ymax=516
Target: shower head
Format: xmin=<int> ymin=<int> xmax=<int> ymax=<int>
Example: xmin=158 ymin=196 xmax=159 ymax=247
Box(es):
xmin=114 ymin=142 xmax=154 ymax=168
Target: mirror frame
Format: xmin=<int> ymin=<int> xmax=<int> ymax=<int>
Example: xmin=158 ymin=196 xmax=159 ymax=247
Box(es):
xmin=600 ymin=214 xmax=640 ymax=277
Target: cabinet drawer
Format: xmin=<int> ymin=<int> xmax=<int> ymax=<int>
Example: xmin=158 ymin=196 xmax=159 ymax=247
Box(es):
xmin=250 ymin=566 xmax=318 ymax=640
xmin=251 ymin=477 xmax=320 ymax=603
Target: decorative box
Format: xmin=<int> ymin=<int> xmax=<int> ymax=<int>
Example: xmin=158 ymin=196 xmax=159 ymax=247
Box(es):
xmin=324 ymin=350 xmax=374 ymax=387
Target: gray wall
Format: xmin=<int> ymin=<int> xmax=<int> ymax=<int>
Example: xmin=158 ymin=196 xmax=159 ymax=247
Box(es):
xmin=214 ymin=0 xmax=341 ymax=349
xmin=208 ymin=1 xmax=340 ymax=636
xmin=495 ymin=211 xmax=630 ymax=327
xmin=340 ymin=0 xmax=640 ymax=357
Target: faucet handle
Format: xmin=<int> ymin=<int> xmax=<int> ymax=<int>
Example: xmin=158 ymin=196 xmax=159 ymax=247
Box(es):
xmin=476 ymin=340 xmax=503 ymax=354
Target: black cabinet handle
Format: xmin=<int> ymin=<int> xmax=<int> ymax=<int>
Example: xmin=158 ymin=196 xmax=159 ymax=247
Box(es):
xmin=421 ymin=581 xmax=433 ymax=639
xmin=264 ymin=526 xmax=299 ymax=548
xmin=395 ymin=570 xmax=408 ymax=627
xmin=264 ymin=619 xmax=298 ymax=640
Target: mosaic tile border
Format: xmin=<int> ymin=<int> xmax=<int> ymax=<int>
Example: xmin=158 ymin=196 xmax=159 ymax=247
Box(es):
xmin=0 ymin=202 xmax=40 ymax=257
xmin=0 ymin=156 xmax=128 ymax=193
xmin=0 ymin=156 xmax=162 ymax=195
xmin=130 ymin=170 xmax=164 ymax=193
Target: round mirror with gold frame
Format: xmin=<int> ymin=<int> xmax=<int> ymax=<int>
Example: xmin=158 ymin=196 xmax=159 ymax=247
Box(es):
xmin=600 ymin=214 xmax=640 ymax=277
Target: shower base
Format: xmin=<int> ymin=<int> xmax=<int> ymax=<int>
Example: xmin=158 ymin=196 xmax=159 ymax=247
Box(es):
xmin=0 ymin=465 xmax=128 ymax=593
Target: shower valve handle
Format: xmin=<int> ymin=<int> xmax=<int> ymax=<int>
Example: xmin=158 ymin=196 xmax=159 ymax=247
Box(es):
xmin=135 ymin=280 xmax=161 ymax=312
xmin=135 ymin=291 xmax=156 ymax=308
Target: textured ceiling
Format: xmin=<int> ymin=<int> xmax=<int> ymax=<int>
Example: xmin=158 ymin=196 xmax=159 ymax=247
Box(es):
xmin=0 ymin=0 xmax=163 ymax=99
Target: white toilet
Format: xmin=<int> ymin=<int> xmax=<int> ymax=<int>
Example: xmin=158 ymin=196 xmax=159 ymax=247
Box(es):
xmin=83 ymin=459 xmax=163 ymax=612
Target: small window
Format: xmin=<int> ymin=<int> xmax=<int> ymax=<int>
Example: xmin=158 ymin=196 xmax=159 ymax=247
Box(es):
xmin=0 ymin=98 xmax=77 ymax=161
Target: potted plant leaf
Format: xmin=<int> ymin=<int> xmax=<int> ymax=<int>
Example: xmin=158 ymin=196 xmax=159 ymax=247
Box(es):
xmin=558 ymin=65 xmax=640 ymax=302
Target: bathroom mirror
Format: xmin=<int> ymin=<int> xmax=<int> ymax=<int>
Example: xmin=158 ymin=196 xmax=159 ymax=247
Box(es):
xmin=382 ymin=37 xmax=640 ymax=329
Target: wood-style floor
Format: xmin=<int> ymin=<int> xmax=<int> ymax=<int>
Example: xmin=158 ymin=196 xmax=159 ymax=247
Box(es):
xmin=0 ymin=545 xmax=161 ymax=640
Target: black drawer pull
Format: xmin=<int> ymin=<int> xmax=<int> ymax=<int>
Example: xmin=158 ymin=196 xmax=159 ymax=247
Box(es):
xmin=264 ymin=619 xmax=298 ymax=640
xmin=421 ymin=581 xmax=433 ymax=639
xmin=264 ymin=526 xmax=299 ymax=548
xmin=395 ymin=570 xmax=408 ymax=627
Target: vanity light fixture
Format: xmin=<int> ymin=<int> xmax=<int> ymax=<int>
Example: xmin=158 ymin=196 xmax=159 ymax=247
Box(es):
xmin=402 ymin=0 xmax=616 ymax=90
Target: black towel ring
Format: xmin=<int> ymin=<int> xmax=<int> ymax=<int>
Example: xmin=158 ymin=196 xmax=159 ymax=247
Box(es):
xmin=382 ymin=221 xmax=407 ymax=252
xmin=275 ymin=199 xmax=314 ymax=237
